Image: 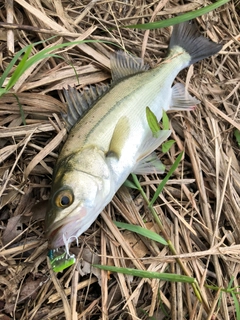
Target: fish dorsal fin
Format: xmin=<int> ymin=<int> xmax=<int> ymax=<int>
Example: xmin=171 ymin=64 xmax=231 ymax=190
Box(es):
xmin=170 ymin=83 xmax=200 ymax=110
xmin=63 ymin=85 xmax=109 ymax=130
xmin=110 ymin=51 xmax=149 ymax=84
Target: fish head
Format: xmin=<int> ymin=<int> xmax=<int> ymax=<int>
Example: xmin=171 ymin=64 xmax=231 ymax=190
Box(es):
xmin=45 ymin=150 xmax=111 ymax=249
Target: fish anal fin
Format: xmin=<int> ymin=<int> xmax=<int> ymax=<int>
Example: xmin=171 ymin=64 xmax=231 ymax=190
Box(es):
xmin=63 ymin=85 xmax=109 ymax=130
xmin=110 ymin=51 xmax=149 ymax=84
xmin=170 ymin=83 xmax=200 ymax=111
xmin=106 ymin=116 xmax=130 ymax=159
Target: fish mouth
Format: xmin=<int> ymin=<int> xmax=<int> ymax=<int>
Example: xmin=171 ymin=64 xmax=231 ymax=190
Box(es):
xmin=46 ymin=207 xmax=87 ymax=249
xmin=47 ymin=225 xmax=63 ymax=246
xmin=46 ymin=219 xmax=73 ymax=248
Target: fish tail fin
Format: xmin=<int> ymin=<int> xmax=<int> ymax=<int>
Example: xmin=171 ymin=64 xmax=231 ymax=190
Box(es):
xmin=169 ymin=20 xmax=222 ymax=65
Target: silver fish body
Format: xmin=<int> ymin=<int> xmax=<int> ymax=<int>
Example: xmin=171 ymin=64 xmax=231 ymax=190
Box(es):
xmin=45 ymin=21 xmax=222 ymax=248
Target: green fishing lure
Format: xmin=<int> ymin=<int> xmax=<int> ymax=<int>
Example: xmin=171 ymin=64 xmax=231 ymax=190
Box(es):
xmin=48 ymin=248 xmax=76 ymax=272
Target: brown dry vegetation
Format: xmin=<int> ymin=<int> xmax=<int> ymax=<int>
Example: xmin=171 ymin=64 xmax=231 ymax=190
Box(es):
xmin=0 ymin=0 xmax=239 ymax=319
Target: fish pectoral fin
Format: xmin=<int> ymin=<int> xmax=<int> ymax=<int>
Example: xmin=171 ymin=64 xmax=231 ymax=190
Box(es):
xmin=137 ymin=129 xmax=171 ymax=163
xmin=133 ymin=152 xmax=165 ymax=175
xmin=106 ymin=116 xmax=131 ymax=160
xmin=110 ymin=51 xmax=149 ymax=84
xmin=170 ymin=83 xmax=200 ymax=111
xmin=63 ymin=85 xmax=109 ymax=130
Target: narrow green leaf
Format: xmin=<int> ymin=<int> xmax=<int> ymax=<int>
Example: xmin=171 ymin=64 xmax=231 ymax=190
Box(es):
xmin=16 ymin=53 xmax=63 ymax=78
xmin=0 ymin=38 xmax=116 ymax=97
xmin=0 ymin=46 xmax=30 ymax=89
xmin=231 ymin=292 xmax=240 ymax=320
xmin=124 ymin=0 xmax=230 ymax=30
xmin=114 ymin=221 xmax=168 ymax=245
xmin=227 ymin=276 xmax=235 ymax=290
xmin=146 ymin=106 xmax=160 ymax=137
xmin=21 ymin=39 xmax=115 ymax=74
xmin=93 ymin=264 xmax=195 ymax=283
xmin=5 ymin=45 xmax=33 ymax=90
xmin=13 ymin=94 xmax=26 ymax=125
xmin=162 ymin=111 xmax=170 ymax=130
xmin=162 ymin=140 xmax=175 ymax=153
xmin=149 ymin=151 xmax=183 ymax=207
xmin=0 ymin=37 xmax=57 ymax=91
xmin=131 ymin=173 xmax=142 ymax=190
xmin=0 ymin=88 xmax=7 ymax=96
xmin=123 ymin=179 xmax=139 ymax=189
xmin=234 ymin=129 xmax=240 ymax=146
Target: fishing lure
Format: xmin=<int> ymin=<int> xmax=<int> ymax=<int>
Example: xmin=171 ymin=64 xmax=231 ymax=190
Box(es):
xmin=48 ymin=248 xmax=76 ymax=272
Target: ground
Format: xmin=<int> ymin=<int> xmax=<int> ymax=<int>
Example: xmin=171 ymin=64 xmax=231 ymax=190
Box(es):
xmin=0 ymin=0 xmax=239 ymax=319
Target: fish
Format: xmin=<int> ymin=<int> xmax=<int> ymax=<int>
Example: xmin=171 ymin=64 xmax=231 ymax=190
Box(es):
xmin=45 ymin=20 xmax=222 ymax=249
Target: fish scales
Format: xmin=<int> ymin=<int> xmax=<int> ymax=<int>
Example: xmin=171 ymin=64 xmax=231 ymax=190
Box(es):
xmin=45 ymin=20 xmax=222 ymax=250
xmin=59 ymin=49 xmax=188 ymax=161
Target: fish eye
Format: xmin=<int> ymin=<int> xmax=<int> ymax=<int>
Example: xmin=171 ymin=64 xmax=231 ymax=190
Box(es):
xmin=54 ymin=189 xmax=74 ymax=208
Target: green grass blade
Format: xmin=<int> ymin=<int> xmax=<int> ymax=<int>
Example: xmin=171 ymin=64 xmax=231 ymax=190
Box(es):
xmin=231 ymin=292 xmax=240 ymax=320
xmin=5 ymin=45 xmax=33 ymax=91
xmin=227 ymin=276 xmax=235 ymax=290
xmin=123 ymin=179 xmax=139 ymax=189
xmin=22 ymin=39 xmax=113 ymax=73
xmin=0 ymin=48 xmax=28 ymax=90
xmin=114 ymin=221 xmax=168 ymax=245
xmin=13 ymin=94 xmax=26 ymax=125
xmin=162 ymin=111 xmax=170 ymax=130
xmin=0 ymin=38 xmax=56 ymax=91
xmin=0 ymin=39 xmax=115 ymax=97
xmin=234 ymin=129 xmax=240 ymax=146
xmin=124 ymin=0 xmax=229 ymax=30
xmin=146 ymin=106 xmax=160 ymax=137
xmin=93 ymin=264 xmax=195 ymax=283
xmin=149 ymin=151 xmax=183 ymax=207
xmin=131 ymin=173 xmax=143 ymax=190
xmin=162 ymin=140 xmax=175 ymax=153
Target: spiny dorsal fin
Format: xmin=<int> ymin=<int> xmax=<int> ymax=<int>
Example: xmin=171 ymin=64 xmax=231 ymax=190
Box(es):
xmin=62 ymin=85 xmax=109 ymax=130
xmin=110 ymin=51 xmax=149 ymax=84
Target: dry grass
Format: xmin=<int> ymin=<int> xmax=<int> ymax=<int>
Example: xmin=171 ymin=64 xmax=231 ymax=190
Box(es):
xmin=0 ymin=0 xmax=239 ymax=319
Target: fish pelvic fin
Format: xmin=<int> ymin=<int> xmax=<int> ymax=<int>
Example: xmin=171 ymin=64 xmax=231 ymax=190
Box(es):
xmin=169 ymin=20 xmax=222 ymax=65
xmin=132 ymin=129 xmax=170 ymax=174
xmin=137 ymin=130 xmax=171 ymax=163
xmin=63 ymin=85 xmax=109 ymax=130
xmin=133 ymin=152 xmax=165 ymax=175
